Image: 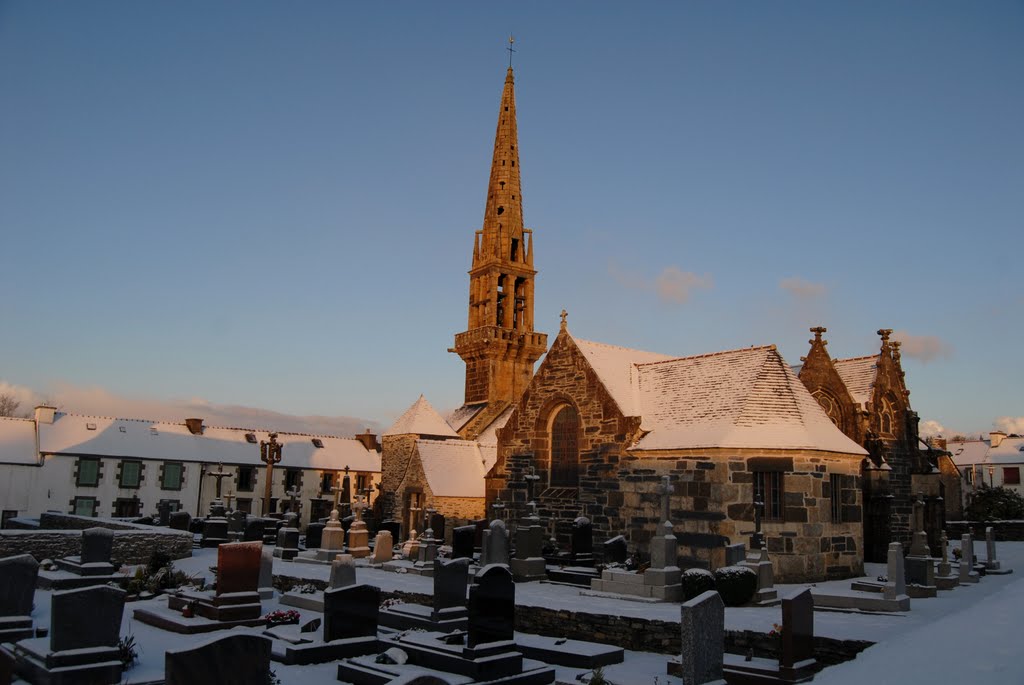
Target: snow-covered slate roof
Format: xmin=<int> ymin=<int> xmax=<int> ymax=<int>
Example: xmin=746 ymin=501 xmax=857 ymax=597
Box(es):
xmin=573 ymin=337 xmax=675 ymax=416
xmin=990 ymin=437 xmax=1024 ymax=465
xmin=627 ymin=346 xmax=866 ymax=455
xmin=384 ymin=396 xmax=459 ymax=438
xmin=446 ymin=403 xmax=485 ymax=433
xmin=38 ymin=412 xmax=381 ymax=472
xmin=476 ymin=405 xmax=514 ymax=447
xmin=833 ymin=355 xmax=879 ymax=407
xmin=415 ymin=438 xmax=488 ymax=498
xmin=0 ymin=417 xmax=38 ymax=465
xmin=948 ymin=440 xmax=991 ymax=467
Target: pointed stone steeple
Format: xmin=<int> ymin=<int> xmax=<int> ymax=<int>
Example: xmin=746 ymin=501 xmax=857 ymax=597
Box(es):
xmin=452 ymin=64 xmax=547 ymax=430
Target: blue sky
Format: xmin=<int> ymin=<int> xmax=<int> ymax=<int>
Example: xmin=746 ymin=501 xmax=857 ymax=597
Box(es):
xmin=1 ymin=2 xmax=1021 ymax=436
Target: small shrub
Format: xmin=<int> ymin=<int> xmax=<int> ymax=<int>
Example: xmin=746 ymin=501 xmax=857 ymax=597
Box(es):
xmin=146 ymin=549 xmax=172 ymax=577
xmin=965 ymin=485 xmax=1024 ymax=521
xmin=588 ymin=666 xmax=609 ymax=685
xmin=714 ymin=565 xmax=757 ymax=606
xmin=118 ymin=633 xmax=139 ymax=668
xmin=681 ymin=568 xmax=716 ymax=600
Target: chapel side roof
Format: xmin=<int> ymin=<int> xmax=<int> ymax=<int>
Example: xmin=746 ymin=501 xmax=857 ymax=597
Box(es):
xmin=37 ymin=412 xmax=381 ymax=472
xmin=383 ymin=395 xmax=459 ymax=438
xmin=947 ymin=439 xmax=991 ymax=467
xmin=415 ymin=438 xmax=488 ymax=498
xmin=446 ymin=403 xmax=486 ymax=433
xmin=631 ymin=346 xmax=867 ymax=455
xmin=475 ymin=405 xmax=514 ymax=448
xmin=571 ymin=336 xmax=675 ymax=416
xmin=0 ymin=416 xmax=38 ymax=465
xmin=833 ymin=355 xmax=880 ymax=407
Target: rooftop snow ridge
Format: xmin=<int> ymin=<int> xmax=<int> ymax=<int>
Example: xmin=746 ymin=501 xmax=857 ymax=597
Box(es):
xmin=635 ymin=344 xmax=777 ymax=367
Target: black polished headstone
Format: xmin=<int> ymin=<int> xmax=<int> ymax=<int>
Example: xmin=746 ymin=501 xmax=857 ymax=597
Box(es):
xmin=603 ymin=535 xmax=628 ymax=564
xmin=305 ymin=522 xmax=325 ymax=550
xmin=781 ymin=588 xmax=814 ymax=668
xmin=50 ymin=585 xmax=126 ymax=652
xmin=81 ymin=528 xmax=114 ymax=564
xmin=324 ymin=584 xmax=380 ymax=642
xmin=156 ymin=501 xmax=172 ymax=526
xmin=379 ymin=520 xmax=401 ymax=543
xmin=433 ymin=558 xmax=470 ymax=617
xmin=429 ymin=513 xmax=446 ymax=542
xmin=0 ymin=554 xmax=38 ymax=616
xmin=467 ymin=564 xmax=515 ymax=648
xmin=571 ymin=516 xmax=593 ymax=560
xmin=165 ymin=634 xmax=271 ymax=685
xmin=188 ymin=517 xmax=205 ymax=535
xmin=473 ymin=518 xmax=488 ymax=550
xmin=169 ymin=511 xmax=191 ymax=531
xmin=452 ymin=525 xmax=476 ymax=560
xmin=243 ymin=518 xmax=266 ymax=542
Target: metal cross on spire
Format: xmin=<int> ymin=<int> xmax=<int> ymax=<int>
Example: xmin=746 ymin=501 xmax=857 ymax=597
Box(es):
xmin=507 ymin=35 xmax=516 ymax=68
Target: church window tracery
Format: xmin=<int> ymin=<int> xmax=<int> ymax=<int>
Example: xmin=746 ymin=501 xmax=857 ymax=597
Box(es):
xmin=812 ymin=389 xmax=843 ymax=428
xmin=549 ymin=404 xmax=580 ymax=487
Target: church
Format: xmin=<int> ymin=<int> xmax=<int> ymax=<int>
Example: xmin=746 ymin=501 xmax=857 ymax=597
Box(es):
xmin=378 ymin=62 xmax=943 ymax=583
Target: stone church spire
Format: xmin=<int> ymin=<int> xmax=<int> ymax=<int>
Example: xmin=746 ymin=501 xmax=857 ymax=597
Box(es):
xmin=452 ymin=64 xmax=547 ymax=421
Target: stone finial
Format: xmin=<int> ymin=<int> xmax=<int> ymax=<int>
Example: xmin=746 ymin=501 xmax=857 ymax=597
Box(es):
xmin=559 ymin=309 xmax=568 ymax=331
xmin=809 ymin=326 xmax=827 ymax=346
xmin=877 ymin=328 xmax=893 ymax=346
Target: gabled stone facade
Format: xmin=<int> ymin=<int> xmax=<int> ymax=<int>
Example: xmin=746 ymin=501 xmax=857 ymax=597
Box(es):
xmin=798 ymin=327 xmax=944 ymax=560
xmin=487 ymin=327 xmax=866 ymax=583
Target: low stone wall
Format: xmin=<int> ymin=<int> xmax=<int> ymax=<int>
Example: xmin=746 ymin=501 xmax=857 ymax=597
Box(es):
xmin=0 ymin=528 xmax=192 ymax=565
xmin=39 ymin=512 xmax=142 ymax=531
xmin=946 ymin=520 xmax=1024 ymax=541
xmin=273 ymin=573 xmax=872 ymax=663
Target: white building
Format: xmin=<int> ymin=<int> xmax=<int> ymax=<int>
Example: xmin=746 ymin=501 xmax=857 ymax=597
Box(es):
xmin=0 ymin=406 xmax=381 ymax=528
xmin=947 ymin=431 xmax=1024 ymax=506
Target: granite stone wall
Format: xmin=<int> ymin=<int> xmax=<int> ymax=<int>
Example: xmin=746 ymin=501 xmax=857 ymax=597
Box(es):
xmin=0 ymin=528 xmax=192 ymax=565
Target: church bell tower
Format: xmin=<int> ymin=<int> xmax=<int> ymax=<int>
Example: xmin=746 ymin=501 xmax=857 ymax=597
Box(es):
xmin=451 ymin=65 xmax=547 ymax=415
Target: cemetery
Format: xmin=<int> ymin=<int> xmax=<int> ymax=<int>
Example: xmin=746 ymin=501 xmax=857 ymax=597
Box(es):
xmin=1 ymin=503 xmax=1022 ymax=684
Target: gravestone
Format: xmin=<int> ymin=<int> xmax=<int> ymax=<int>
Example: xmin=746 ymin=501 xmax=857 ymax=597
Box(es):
xmin=677 ymin=590 xmax=724 ymax=685
xmin=227 ymin=510 xmax=247 ymax=541
xmin=51 ymin=585 xmax=126 ymax=652
xmin=780 ymin=588 xmax=814 ymax=672
xmin=453 ymin=525 xmax=476 ymax=560
xmin=0 ymin=555 xmax=38 ymax=642
xmin=983 ymin=526 xmax=1011 ymax=574
xmin=433 ymin=557 xmax=470 ymax=622
xmin=305 ymin=521 xmax=325 ymax=550
xmin=157 ymin=500 xmax=173 ymax=526
xmin=430 ymin=513 xmax=446 ymax=543
xmin=165 ymin=634 xmax=271 ymax=685
xmin=401 ymin=529 xmax=420 ymax=559
xmin=273 ymin=522 xmax=300 ymax=561
xmin=740 ymin=547 xmax=778 ymax=605
xmin=218 ymin=541 xmax=262 ymax=594
xmin=725 ymin=543 xmax=746 ymax=567
xmin=883 ymin=542 xmax=907 ymax=600
xmin=55 ymin=527 xmax=115 ymax=577
xmin=330 ymin=554 xmax=357 ymax=589
xmin=571 ymin=516 xmax=594 ymax=565
xmin=243 ymin=517 xmax=266 ymax=542
xmin=169 ymin=511 xmax=192 ymax=531
xmin=467 ymin=564 xmax=515 ymax=648
xmin=484 ymin=519 xmax=510 ymax=566
xmin=258 ymin=546 xmax=274 ymax=599
xmin=603 ymin=535 xmax=628 ymax=564
xmin=959 ymin=533 xmax=979 ymax=583
xmin=7 ymin=584 xmax=127 ymax=684
xmin=371 ymin=530 xmax=394 ymax=564
xmin=378 ymin=519 xmax=401 ymax=543
xmin=473 ymin=518 xmax=488 ymax=551
xmin=324 ymin=584 xmax=380 ymax=642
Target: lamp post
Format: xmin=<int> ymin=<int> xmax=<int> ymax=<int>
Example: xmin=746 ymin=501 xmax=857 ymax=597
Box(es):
xmin=260 ymin=433 xmax=283 ymax=516
xmin=988 ymin=465 xmax=995 ymax=488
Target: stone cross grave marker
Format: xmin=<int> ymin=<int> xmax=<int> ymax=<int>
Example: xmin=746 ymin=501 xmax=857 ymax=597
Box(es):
xmin=286 ymin=486 xmax=302 ymax=514
xmin=679 ymin=590 xmax=724 ymax=685
xmin=467 ymin=564 xmax=515 ymax=648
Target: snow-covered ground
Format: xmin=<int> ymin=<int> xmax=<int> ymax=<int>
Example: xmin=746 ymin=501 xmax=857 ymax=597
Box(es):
xmin=18 ymin=541 xmax=1024 ymax=684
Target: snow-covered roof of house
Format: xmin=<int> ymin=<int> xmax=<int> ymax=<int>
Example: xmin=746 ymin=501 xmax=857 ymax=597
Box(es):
xmin=415 ymin=438 xmax=489 ymax=497
xmin=573 ymin=337 xmax=675 ymax=416
xmin=37 ymin=412 xmax=381 ymax=472
xmin=989 ymin=437 xmax=1024 ymax=465
xmin=0 ymin=417 xmax=38 ymax=465
xmin=629 ymin=345 xmax=866 ymax=454
xmin=384 ymin=396 xmax=459 ymax=438
xmin=948 ymin=440 xmax=991 ymax=467
xmin=833 ymin=355 xmax=879 ymax=407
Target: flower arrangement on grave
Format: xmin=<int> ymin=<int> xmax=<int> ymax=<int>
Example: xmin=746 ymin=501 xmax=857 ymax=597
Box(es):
xmin=181 ymin=600 xmax=197 ymax=618
xmin=263 ymin=609 xmax=301 ymax=626
xmin=296 ymin=583 xmax=319 ymax=595
xmin=379 ymin=598 xmax=402 ymax=611
xmin=952 ymin=547 xmax=963 ymax=561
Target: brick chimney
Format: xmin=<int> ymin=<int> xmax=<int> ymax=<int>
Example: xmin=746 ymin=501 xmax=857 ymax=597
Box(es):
xmin=185 ymin=418 xmax=205 ymax=435
xmin=991 ymin=431 xmax=1006 ymax=448
xmin=928 ymin=436 xmax=947 ymax=451
xmin=355 ymin=428 xmax=380 ymax=452
xmin=34 ymin=405 xmax=56 ymax=424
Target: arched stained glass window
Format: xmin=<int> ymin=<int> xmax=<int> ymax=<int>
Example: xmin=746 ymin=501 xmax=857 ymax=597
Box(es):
xmin=550 ymin=405 xmax=579 ymax=487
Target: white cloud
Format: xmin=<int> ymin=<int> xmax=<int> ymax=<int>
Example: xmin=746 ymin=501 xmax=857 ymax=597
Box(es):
xmin=0 ymin=381 xmax=45 ymax=417
xmin=609 ymin=262 xmax=712 ymax=305
xmin=0 ymin=379 xmax=378 ymax=436
xmin=994 ymin=417 xmax=1024 ymax=435
xmin=891 ymin=330 xmax=953 ymax=363
xmin=779 ymin=276 xmax=827 ymax=299
xmin=919 ymin=419 xmax=946 ymax=437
